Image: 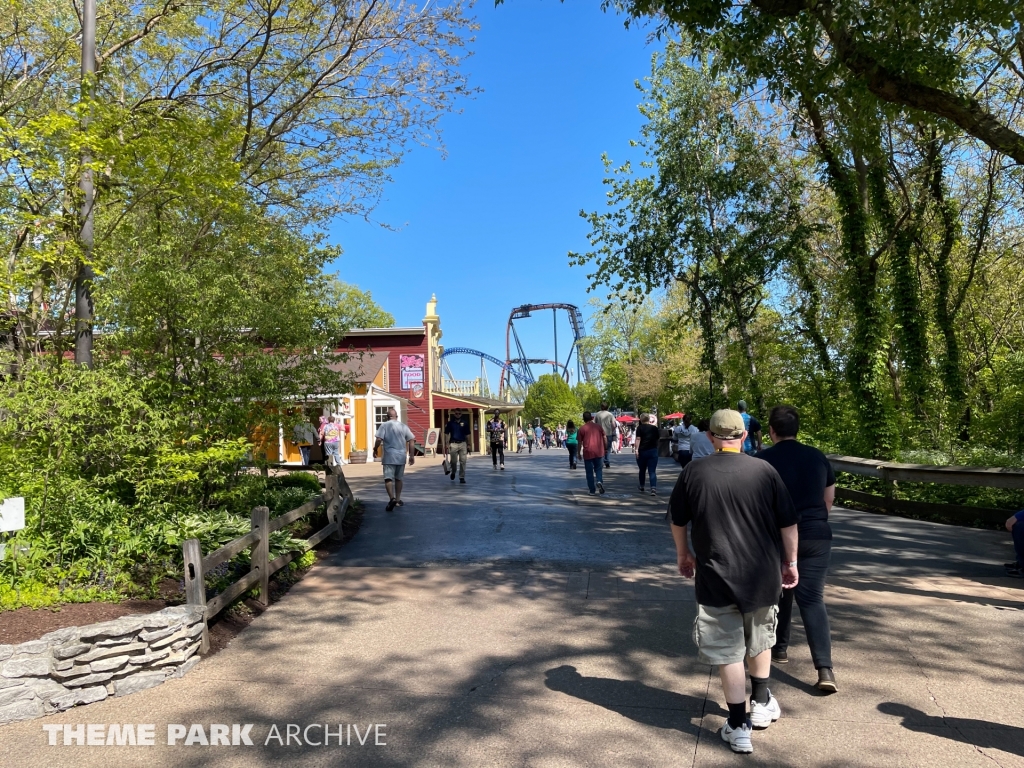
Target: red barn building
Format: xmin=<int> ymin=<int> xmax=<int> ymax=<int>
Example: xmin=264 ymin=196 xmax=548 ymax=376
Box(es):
xmin=261 ymin=295 xmax=522 ymax=466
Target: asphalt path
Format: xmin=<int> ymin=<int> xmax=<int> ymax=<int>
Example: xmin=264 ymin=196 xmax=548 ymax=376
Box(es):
xmin=2 ymin=448 xmax=1023 ymax=768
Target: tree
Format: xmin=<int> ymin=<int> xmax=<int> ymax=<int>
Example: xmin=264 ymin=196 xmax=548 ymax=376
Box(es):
xmin=330 ymin=280 xmax=396 ymax=331
xmin=523 ymin=374 xmax=582 ymax=428
xmin=573 ymin=44 xmax=806 ymax=418
xmin=1 ymin=0 xmax=474 ymax=363
xmin=578 ymin=296 xmax=664 ymax=411
xmin=617 ymin=0 xmax=1024 ymax=164
xmin=573 ymin=381 xmax=603 ymax=413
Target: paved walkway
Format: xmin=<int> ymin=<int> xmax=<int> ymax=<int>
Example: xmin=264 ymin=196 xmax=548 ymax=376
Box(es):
xmin=3 ymin=449 xmax=1024 ymax=766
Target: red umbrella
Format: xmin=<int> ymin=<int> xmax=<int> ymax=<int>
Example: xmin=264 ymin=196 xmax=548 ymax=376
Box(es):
xmin=616 ymin=414 xmax=637 ymax=423
xmin=664 ymin=412 xmax=685 ymax=419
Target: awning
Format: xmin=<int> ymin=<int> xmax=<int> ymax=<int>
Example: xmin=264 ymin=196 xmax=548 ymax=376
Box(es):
xmin=431 ymin=391 xmax=524 ymax=412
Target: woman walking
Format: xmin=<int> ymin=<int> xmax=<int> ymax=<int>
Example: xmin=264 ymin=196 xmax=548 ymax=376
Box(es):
xmin=634 ymin=413 xmax=661 ymax=496
xmin=565 ymin=420 xmax=579 ymax=469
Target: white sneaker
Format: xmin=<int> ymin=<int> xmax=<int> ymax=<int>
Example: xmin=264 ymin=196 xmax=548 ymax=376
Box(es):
xmin=749 ymin=691 xmax=781 ymax=729
xmin=721 ymin=721 xmax=753 ymax=753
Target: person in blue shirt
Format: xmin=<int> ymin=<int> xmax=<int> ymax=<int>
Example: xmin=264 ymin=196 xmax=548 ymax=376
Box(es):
xmin=737 ymin=400 xmax=762 ymax=455
xmin=444 ymin=409 xmax=472 ymax=484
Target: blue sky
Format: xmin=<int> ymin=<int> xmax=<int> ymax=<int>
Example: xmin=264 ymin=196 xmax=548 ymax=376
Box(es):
xmin=327 ymin=1 xmax=661 ymax=383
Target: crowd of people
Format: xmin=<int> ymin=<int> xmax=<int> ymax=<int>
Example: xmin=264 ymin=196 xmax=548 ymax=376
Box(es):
xmin=365 ymin=398 xmax=1024 ymax=756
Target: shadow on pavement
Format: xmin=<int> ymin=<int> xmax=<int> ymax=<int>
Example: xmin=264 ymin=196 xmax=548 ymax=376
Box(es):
xmin=878 ymin=702 xmax=1024 ymax=758
xmin=543 ymin=664 xmax=725 ymax=729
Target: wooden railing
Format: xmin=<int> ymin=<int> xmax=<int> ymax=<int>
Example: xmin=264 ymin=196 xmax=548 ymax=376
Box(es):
xmin=182 ymin=474 xmax=350 ymax=653
xmin=827 ymin=454 xmax=1024 ymax=524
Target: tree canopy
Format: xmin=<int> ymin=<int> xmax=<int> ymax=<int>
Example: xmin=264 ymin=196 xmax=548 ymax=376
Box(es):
xmin=523 ymin=374 xmax=582 ymax=428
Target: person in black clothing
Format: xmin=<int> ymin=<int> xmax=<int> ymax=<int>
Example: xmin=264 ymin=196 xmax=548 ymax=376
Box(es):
xmin=634 ymin=413 xmax=661 ymax=496
xmin=756 ymin=404 xmax=838 ymax=693
xmin=670 ymin=408 xmax=799 ymax=755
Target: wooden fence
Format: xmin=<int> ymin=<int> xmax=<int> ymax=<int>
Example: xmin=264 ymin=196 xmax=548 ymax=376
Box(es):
xmin=182 ymin=474 xmax=350 ymax=653
xmin=827 ymin=455 xmax=1024 ymax=525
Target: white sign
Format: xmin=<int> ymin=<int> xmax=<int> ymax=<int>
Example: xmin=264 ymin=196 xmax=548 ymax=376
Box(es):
xmin=0 ymin=497 xmax=25 ymax=533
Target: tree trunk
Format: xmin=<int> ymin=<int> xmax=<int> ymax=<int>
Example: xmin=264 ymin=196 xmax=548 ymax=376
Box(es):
xmin=729 ymin=287 xmax=765 ymax=417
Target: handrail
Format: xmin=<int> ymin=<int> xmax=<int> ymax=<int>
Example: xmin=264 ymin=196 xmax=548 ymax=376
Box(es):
xmin=827 ymin=454 xmax=1024 ymax=489
xmin=182 ymin=474 xmax=346 ymax=654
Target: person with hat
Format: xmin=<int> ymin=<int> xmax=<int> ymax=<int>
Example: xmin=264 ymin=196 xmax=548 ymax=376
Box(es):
xmin=444 ymin=408 xmax=472 ymax=484
xmin=668 ymin=408 xmax=799 ymax=755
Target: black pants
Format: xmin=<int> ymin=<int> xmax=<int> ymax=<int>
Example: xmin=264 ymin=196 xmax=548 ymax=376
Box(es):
xmin=490 ymin=442 xmax=504 ymax=466
xmin=775 ymin=538 xmax=833 ymax=669
xmin=567 ymin=443 xmax=578 ymax=467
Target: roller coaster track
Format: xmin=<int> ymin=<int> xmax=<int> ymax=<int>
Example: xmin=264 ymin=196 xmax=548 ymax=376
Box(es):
xmin=502 ymin=303 xmax=590 ymax=393
xmin=439 ymin=347 xmax=532 ymax=389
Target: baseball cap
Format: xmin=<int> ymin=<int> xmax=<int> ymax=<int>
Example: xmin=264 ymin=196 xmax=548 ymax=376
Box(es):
xmin=709 ymin=409 xmax=745 ymax=439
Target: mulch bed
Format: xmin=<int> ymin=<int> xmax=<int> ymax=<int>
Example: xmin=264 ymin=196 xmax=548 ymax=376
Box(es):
xmin=0 ymin=500 xmax=365 ymax=653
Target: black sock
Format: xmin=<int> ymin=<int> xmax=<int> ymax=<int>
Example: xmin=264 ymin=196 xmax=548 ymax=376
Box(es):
xmin=750 ymin=675 xmax=770 ymax=706
xmin=727 ymin=701 xmax=748 ymax=729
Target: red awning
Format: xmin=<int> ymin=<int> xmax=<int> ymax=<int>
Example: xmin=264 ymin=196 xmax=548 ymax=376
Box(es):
xmin=616 ymin=414 xmax=637 ymax=423
xmin=664 ymin=412 xmax=685 ymax=419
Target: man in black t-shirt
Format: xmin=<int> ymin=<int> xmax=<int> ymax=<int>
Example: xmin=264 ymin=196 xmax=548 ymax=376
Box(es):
xmin=669 ymin=408 xmax=798 ymax=755
xmin=756 ymin=405 xmax=838 ymax=693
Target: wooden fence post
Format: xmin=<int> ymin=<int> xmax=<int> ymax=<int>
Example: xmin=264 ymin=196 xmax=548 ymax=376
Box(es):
xmin=324 ymin=474 xmax=344 ymax=541
xmin=251 ymin=506 xmax=270 ymax=608
xmin=880 ymin=465 xmax=895 ymax=512
xmin=182 ymin=538 xmax=209 ymax=654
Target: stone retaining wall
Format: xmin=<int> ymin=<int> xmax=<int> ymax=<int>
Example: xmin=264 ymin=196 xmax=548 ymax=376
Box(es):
xmin=0 ymin=605 xmax=205 ymax=725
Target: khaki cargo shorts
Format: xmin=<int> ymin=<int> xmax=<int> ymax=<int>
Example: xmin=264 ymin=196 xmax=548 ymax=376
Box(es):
xmin=693 ymin=603 xmax=778 ymax=666
xmin=382 ymin=463 xmax=406 ymax=482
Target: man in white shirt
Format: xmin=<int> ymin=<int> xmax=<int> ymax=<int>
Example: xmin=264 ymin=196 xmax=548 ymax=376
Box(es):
xmin=593 ymin=403 xmax=619 ymax=468
xmin=373 ymin=407 xmax=415 ymax=511
xmin=672 ymin=414 xmax=700 ymax=467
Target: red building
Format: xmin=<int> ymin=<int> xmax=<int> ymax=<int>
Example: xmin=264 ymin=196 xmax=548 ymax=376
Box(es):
xmin=336 ymin=295 xmax=521 ymax=458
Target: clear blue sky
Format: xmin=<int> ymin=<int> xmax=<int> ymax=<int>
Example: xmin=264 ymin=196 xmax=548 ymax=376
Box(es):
xmin=327 ymin=1 xmax=660 ymax=383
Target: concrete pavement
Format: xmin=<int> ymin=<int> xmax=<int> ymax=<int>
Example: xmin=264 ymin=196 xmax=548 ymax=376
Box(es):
xmin=2 ymin=447 xmax=1023 ymax=767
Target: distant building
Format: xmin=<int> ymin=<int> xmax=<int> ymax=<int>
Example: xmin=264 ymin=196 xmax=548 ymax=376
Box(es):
xmin=265 ymin=295 xmax=522 ymax=465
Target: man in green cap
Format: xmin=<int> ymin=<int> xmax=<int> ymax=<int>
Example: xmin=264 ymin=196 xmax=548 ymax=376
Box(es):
xmin=668 ymin=408 xmax=799 ymax=755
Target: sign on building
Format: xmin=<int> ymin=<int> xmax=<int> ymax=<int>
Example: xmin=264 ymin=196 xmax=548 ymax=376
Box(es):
xmin=400 ymin=353 xmax=424 ymax=390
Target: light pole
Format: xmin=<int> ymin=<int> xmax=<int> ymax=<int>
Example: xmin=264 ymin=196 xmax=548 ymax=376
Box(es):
xmin=75 ymin=0 xmax=96 ymax=367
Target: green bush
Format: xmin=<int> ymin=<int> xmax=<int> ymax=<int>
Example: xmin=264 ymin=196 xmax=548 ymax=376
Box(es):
xmin=269 ymin=472 xmax=322 ymax=494
xmin=0 ymin=363 xmax=326 ymax=611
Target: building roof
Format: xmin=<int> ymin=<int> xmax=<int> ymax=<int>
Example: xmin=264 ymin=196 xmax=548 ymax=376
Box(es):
xmin=431 ymin=391 xmax=525 ymax=412
xmin=343 ymin=327 xmax=425 ymax=337
xmin=326 ymin=350 xmax=388 ymax=384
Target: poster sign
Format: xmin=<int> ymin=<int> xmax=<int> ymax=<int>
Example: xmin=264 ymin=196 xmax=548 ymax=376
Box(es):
xmin=425 ymin=428 xmax=440 ymax=451
xmin=0 ymin=497 xmax=25 ymax=533
xmin=400 ymin=354 xmax=424 ymax=390
xmin=410 ymin=383 xmax=424 ymax=400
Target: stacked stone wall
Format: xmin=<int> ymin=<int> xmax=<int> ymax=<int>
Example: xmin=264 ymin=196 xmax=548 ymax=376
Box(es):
xmin=0 ymin=605 xmax=204 ymax=725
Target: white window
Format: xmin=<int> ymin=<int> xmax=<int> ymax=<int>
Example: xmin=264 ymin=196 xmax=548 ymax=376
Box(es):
xmin=374 ymin=406 xmax=391 ymax=429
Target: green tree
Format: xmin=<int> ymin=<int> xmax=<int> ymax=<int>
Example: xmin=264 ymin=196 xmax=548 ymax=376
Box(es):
xmin=330 ymin=280 xmax=396 ymax=331
xmin=523 ymin=374 xmax=582 ymax=428
xmin=573 ymin=381 xmax=603 ymax=413
xmin=573 ymin=45 xmax=806 ymax=418
xmin=617 ymin=0 xmax=1024 ymax=164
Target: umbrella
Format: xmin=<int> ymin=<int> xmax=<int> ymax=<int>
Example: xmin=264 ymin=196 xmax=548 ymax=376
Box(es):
xmin=616 ymin=414 xmax=637 ymax=423
xmin=664 ymin=412 xmax=685 ymax=419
